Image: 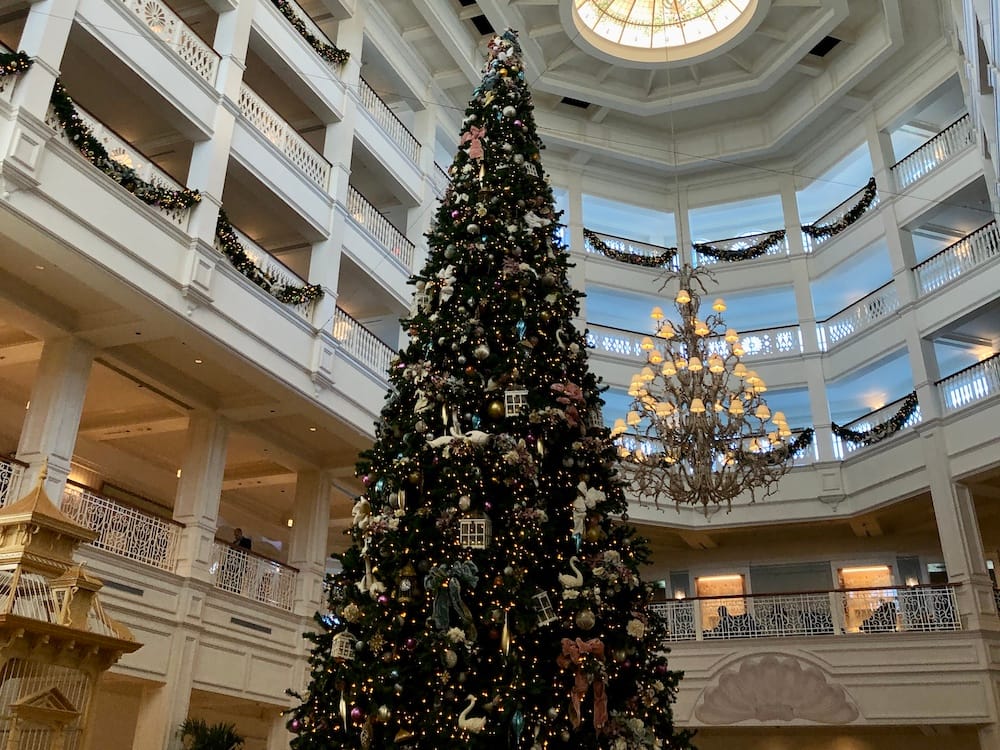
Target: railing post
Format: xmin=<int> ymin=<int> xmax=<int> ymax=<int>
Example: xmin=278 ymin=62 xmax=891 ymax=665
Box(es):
xmin=829 ymin=591 xmax=847 ymax=634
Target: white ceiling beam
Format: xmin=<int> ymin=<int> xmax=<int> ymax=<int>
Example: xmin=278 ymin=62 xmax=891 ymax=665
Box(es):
xmin=78 ymin=408 xmax=189 ymax=441
xmin=510 ymin=0 xmax=558 ymax=5
xmin=548 ymin=46 xmax=582 ymax=71
xmin=725 ymin=51 xmax=753 ymax=74
xmin=410 ymin=0 xmax=481 ymax=87
xmin=589 ymin=106 xmax=610 ymax=124
xmin=755 ymin=25 xmax=789 ymax=42
xmin=772 ymin=0 xmax=822 ymax=7
xmin=400 ymin=25 xmax=435 ymax=43
xmin=528 ymin=24 xmax=565 ymax=39
xmin=794 ymin=59 xmax=825 ymax=77
xmin=0 ymin=340 xmax=43 ymax=367
xmin=222 ymin=468 xmax=297 ymax=491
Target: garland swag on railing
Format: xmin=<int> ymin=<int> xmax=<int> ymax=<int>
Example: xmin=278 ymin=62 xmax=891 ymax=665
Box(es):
xmin=0 ymin=50 xmax=32 ymax=77
xmin=831 ymin=391 xmax=918 ymax=447
xmin=801 ymin=177 xmax=878 ymax=240
xmin=215 ymin=211 xmax=323 ymax=306
xmin=271 ymin=0 xmax=350 ymax=66
xmin=49 ymin=80 xmax=202 ymax=212
xmin=583 ymin=228 xmax=677 ymax=268
xmin=693 ymin=230 xmax=787 ymax=262
xmin=761 ymin=428 xmax=814 ymax=465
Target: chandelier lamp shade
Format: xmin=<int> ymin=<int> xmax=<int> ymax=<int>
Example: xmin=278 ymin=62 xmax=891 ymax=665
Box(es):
xmin=611 ymin=264 xmax=798 ymax=510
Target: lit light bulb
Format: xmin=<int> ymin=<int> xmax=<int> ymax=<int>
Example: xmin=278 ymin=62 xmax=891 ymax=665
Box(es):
xmin=657 ymin=322 xmax=675 ymax=339
xmin=648 ymin=349 xmax=664 ymax=365
xmin=729 ymin=400 xmax=744 ymax=415
xmin=690 ymin=398 xmax=706 ymax=414
xmin=694 ymin=319 xmax=710 ymax=336
xmin=688 ymin=356 xmax=703 ymax=372
xmin=754 ymin=404 xmax=771 ymax=420
xmin=725 ymin=328 xmax=739 ymax=343
xmin=627 ymin=410 xmax=641 ymax=426
xmin=733 ymin=344 xmax=745 ymax=357
xmin=772 ymin=411 xmax=786 ymax=424
xmin=661 ymin=361 xmax=677 ymax=376
xmin=733 ymin=363 xmax=748 ymax=378
xmin=675 ymin=357 xmax=688 ymax=370
xmin=641 ymin=366 xmax=655 ymax=382
xmin=650 ymin=306 xmax=664 ymax=321
xmin=708 ymin=354 xmax=724 ymax=373
xmin=676 ymin=288 xmax=691 ymax=305
xmin=640 ymin=336 xmax=654 ymax=351
xmin=748 ymin=438 xmax=760 ymax=453
xmin=713 ymin=298 xmax=726 ymax=312
xmin=612 ymin=418 xmax=627 ymax=436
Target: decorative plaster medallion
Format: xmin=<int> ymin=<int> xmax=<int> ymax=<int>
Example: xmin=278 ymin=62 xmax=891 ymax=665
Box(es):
xmin=694 ymin=654 xmax=859 ymax=724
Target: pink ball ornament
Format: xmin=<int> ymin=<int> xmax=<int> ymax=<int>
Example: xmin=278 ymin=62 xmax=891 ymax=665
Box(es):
xmin=405 ymin=637 xmax=417 ymax=651
xmin=514 ymin=120 xmax=522 ymax=126
xmin=350 ymin=707 xmax=363 ymax=721
xmin=378 ymin=594 xmax=389 ymax=605
xmin=290 ymin=719 xmax=301 ymax=732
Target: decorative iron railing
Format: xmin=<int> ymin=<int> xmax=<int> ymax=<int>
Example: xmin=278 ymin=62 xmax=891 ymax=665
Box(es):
xmin=358 ymin=77 xmax=420 ymax=164
xmin=120 ymin=0 xmax=219 ymax=84
xmin=914 ymin=222 xmax=1000 ymax=296
xmin=61 ymin=484 xmax=181 ymax=572
xmin=582 ymin=229 xmax=678 ymax=268
xmin=586 ymin=322 xmax=802 ymax=362
xmin=937 ymin=353 xmax=1000 ymax=414
xmin=238 ymin=83 xmax=331 ymax=189
xmin=45 ymin=102 xmax=192 ymax=227
xmin=832 ymin=394 xmax=922 ymax=459
xmin=891 ymin=114 xmax=975 ymax=191
xmin=815 ymin=281 xmax=899 ymax=351
xmin=650 ymin=584 xmax=960 ymax=642
xmin=0 ymin=457 xmax=26 ymax=508
xmin=347 ymin=186 xmax=415 ymax=269
xmin=209 ymin=543 xmax=297 ymax=611
xmin=692 ymin=230 xmax=789 ymax=266
xmin=214 ymin=226 xmax=316 ymax=319
xmin=332 ymin=307 xmax=395 ymax=378
xmin=801 ymin=182 xmax=881 ymax=253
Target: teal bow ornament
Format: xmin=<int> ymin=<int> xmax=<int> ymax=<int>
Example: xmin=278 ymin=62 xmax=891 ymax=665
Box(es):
xmin=425 ymin=561 xmax=479 ymax=637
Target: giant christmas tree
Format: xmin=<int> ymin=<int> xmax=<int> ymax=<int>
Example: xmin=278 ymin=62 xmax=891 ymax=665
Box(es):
xmin=287 ymin=30 xmax=694 ymax=750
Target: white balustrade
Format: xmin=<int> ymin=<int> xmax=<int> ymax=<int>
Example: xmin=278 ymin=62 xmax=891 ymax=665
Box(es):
xmin=692 ymin=230 xmax=789 ymax=266
xmin=938 ymin=353 xmax=1000 ymax=414
xmin=816 ymin=281 xmax=899 ymax=351
xmin=45 ymin=103 xmax=192 ymax=228
xmin=431 ymin=162 xmax=451 ymax=198
xmin=121 ymin=0 xmax=219 ymax=84
xmin=332 ymin=307 xmax=395 ymax=378
xmin=650 ymin=585 xmax=959 ymax=642
xmin=0 ymin=458 xmax=26 ymax=508
xmin=914 ymin=222 xmax=1000 ymax=296
xmin=215 ymin=227 xmax=316 ymax=319
xmin=209 ymin=543 xmax=297 ymax=611
xmin=61 ymin=484 xmax=181 ymax=571
xmin=347 ymin=186 xmax=415 ymax=269
xmin=583 ymin=230 xmax=677 ymax=268
xmin=801 ymin=182 xmax=881 ymax=253
xmin=238 ymin=84 xmax=331 ymax=190
xmin=891 ymin=114 xmax=975 ymax=191
xmin=586 ymin=322 xmax=802 ymax=363
xmin=832 ymin=395 xmax=922 ymax=459
xmin=358 ymin=77 xmax=420 ymax=164
xmin=274 ymin=0 xmax=342 ymax=73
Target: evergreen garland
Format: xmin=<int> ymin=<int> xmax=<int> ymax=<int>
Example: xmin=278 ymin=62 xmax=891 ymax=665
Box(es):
xmin=801 ymin=177 xmax=878 ymax=239
xmin=693 ymin=229 xmax=787 ymax=262
xmin=0 ymin=50 xmax=32 ymax=77
xmin=215 ymin=210 xmax=324 ymax=306
xmin=583 ymin=228 xmax=677 ymax=267
xmin=271 ymin=0 xmax=350 ymax=66
xmin=831 ymin=391 xmax=919 ymax=446
xmin=49 ymin=80 xmax=202 ymax=212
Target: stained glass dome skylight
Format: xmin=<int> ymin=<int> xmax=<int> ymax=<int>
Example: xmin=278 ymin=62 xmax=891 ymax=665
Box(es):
xmin=575 ymin=0 xmax=754 ymax=52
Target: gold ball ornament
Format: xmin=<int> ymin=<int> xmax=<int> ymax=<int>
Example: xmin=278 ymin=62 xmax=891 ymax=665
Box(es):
xmin=488 ymin=400 xmax=505 ymax=419
xmin=408 ymin=471 xmax=421 ymax=485
xmin=575 ymin=608 xmax=596 ymax=630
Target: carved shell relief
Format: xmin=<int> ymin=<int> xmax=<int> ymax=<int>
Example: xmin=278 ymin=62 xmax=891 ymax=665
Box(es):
xmin=694 ymin=654 xmax=859 ymax=725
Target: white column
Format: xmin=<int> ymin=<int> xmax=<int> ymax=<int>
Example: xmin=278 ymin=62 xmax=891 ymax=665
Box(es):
xmin=15 ymin=337 xmax=94 ymax=502
xmin=173 ymin=413 xmax=230 ymax=581
xmin=130 ymin=627 xmax=200 ymax=750
xmin=266 ymin=708 xmax=293 ymax=750
xmin=288 ymin=470 xmax=333 ymax=616
xmin=564 ymin=170 xmax=587 ymax=329
xmin=11 ymin=0 xmax=80 ymax=118
xmin=672 ymin=189 xmax=692 ymax=267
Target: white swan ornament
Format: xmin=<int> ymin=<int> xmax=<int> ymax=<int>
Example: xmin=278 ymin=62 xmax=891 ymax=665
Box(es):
xmin=458 ymin=695 xmax=487 ymax=733
xmin=558 ymin=556 xmax=584 ymax=589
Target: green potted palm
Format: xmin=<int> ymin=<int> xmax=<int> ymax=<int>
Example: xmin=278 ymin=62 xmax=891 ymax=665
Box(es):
xmin=178 ymin=718 xmax=245 ymax=750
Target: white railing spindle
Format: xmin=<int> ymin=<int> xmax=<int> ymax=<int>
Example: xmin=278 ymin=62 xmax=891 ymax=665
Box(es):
xmin=238 ymin=84 xmax=331 ymax=190
xmin=891 ymin=114 xmax=975 ymax=191
xmin=358 ymin=77 xmax=420 ymax=164
xmin=61 ymin=484 xmax=181 ymax=572
xmin=586 ymin=322 xmax=802 ymax=363
xmin=209 ymin=543 xmax=297 ymax=612
xmin=120 ymin=0 xmax=219 ymax=84
xmin=937 ymin=353 xmax=1000 ymax=414
xmin=815 ymin=281 xmax=899 ymax=351
xmin=914 ymin=222 xmax=1000 ymax=296
xmin=332 ymin=307 xmax=395 ymax=378
xmin=347 ymin=186 xmax=415 ymax=269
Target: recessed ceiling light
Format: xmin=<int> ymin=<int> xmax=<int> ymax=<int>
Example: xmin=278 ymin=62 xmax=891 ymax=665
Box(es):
xmin=194 ymin=358 xmax=203 ymax=364
xmin=34 ymin=265 xmax=44 ymax=270
xmin=309 ymin=426 xmax=317 ymax=432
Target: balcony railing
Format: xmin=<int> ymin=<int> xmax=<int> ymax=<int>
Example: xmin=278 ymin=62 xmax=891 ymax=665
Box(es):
xmin=914 ymin=222 xmax=1000 ymax=296
xmin=585 ymin=322 xmax=802 ymax=363
xmin=45 ymin=102 xmax=192 ymax=228
xmin=815 ymin=281 xmax=899 ymax=351
xmin=0 ymin=457 xmax=26 ymax=508
xmin=215 ymin=226 xmax=316 ymax=319
xmin=120 ymin=0 xmax=219 ymax=84
xmin=583 ymin=230 xmax=678 ymax=268
xmin=238 ymin=84 xmax=331 ymax=189
xmin=692 ymin=230 xmax=789 ymax=266
xmin=358 ymin=77 xmax=420 ymax=164
xmin=209 ymin=543 xmax=297 ymax=611
xmin=651 ymin=584 xmax=960 ymax=642
xmin=332 ymin=307 xmax=395 ymax=378
xmin=273 ymin=0 xmax=343 ymax=74
xmin=891 ymin=114 xmax=975 ymax=191
xmin=347 ymin=186 xmax=415 ymax=269
xmin=801 ymin=182 xmax=881 ymax=253
xmin=61 ymin=483 xmax=182 ymax=572
xmin=431 ymin=162 xmax=450 ymax=198
xmin=832 ymin=394 xmax=922 ymax=459
xmin=937 ymin=352 xmax=1000 ymax=414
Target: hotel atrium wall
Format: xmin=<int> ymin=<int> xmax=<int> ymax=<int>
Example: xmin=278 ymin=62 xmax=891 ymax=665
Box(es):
xmin=0 ymin=0 xmax=997 ymax=748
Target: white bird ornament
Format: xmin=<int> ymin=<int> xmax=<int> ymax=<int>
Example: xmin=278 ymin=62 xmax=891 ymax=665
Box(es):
xmin=458 ymin=695 xmax=487 ymax=733
xmin=558 ymin=556 xmax=584 ymax=589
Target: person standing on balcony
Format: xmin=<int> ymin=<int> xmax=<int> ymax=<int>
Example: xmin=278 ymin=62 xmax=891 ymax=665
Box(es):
xmin=232 ymin=527 xmax=252 ymax=551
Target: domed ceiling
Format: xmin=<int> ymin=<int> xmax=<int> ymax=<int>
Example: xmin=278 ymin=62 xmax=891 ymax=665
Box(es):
xmin=375 ymin=0 xmax=948 ymax=175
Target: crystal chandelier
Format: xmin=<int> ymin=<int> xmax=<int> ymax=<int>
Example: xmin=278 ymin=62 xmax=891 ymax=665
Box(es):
xmin=611 ymin=265 xmax=798 ymax=510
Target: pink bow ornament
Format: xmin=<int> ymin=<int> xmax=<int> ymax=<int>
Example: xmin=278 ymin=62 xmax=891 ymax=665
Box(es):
xmin=460 ymin=126 xmax=486 ymax=160
xmin=556 ymin=637 xmax=608 ymax=730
